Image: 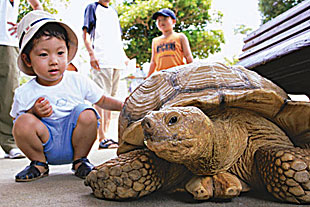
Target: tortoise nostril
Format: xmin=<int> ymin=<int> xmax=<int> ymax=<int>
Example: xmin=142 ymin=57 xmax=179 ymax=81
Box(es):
xmin=145 ymin=120 xmax=152 ymax=128
xmin=142 ymin=117 xmax=153 ymax=130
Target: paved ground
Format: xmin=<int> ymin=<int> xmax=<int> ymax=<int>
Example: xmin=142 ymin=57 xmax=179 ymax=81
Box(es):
xmin=0 ymin=148 xmax=298 ymax=207
xmin=0 ymin=81 xmax=301 ymax=207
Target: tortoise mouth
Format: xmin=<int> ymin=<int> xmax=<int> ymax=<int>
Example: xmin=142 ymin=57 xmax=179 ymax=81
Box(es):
xmin=144 ymin=132 xmax=181 ymax=143
xmin=144 ymin=133 xmax=195 ymax=153
xmin=144 ymin=131 xmax=194 ymax=146
xmin=144 ymin=135 xmax=197 ymax=164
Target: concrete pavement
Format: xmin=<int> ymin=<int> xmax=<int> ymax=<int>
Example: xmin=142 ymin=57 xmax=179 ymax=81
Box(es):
xmin=0 ymin=146 xmax=297 ymax=207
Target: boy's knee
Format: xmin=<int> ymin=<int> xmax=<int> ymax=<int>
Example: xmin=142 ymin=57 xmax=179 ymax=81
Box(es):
xmin=14 ymin=113 xmax=36 ymax=126
xmin=13 ymin=113 xmax=40 ymax=134
xmin=78 ymin=109 xmax=97 ymax=126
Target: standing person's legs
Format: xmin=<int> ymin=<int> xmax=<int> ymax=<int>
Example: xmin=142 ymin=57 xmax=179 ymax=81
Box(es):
xmin=102 ymin=68 xmax=120 ymax=144
xmin=91 ymin=68 xmax=108 ymax=143
xmin=91 ymin=68 xmax=119 ymax=149
xmin=93 ymin=105 xmax=103 ymax=141
xmin=0 ymin=45 xmax=24 ymax=158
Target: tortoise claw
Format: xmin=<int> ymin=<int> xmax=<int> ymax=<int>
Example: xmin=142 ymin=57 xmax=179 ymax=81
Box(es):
xmin=185 ymin=176 xmax=213 ymax=200
xmin=213 ymin=172 xmax=243 ymax=199
xmin=185 ymin=172 xmax=243 ymax=200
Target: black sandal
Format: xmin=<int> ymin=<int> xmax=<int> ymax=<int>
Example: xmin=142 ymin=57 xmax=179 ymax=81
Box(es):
xmin=99 ymin=139 xmax=118 ymax=149
xmin=15 ymin=161 xmax=49 ymax=182
xmin=72 ymin=157 xmax=94 ymax=179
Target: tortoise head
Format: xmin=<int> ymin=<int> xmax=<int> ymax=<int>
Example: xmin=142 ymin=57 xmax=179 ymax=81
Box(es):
xmin=141 ymin=106 xmax=215 ymax=166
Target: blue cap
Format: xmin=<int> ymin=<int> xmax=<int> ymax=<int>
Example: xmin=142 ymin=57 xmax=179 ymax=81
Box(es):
xmin=152 ymin=8 xmax=176 ymax=20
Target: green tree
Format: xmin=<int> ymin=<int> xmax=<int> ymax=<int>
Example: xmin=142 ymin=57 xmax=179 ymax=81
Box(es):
xmin=224 ymin=55 xmax=239 ymax=66
xmin=117 ymin=0 xmax=224 ymax=65
xmin=18 ymin=0 xmax=70 ymax=22
xmin=234 ymin=24 xmax=253 ymax=35
xmin=259 ymin=0 xmax=306 ymax=24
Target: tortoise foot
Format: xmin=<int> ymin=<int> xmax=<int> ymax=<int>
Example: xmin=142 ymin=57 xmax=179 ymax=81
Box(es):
xmin=185 ymin=172 xmax=242 ymax=200
xmin=85 ymin=149 xmax=162 ymax=200
xmin=185 ymin=176 xmax=213 ymax=200
xmin=257 ymin=147 xmax=310 ymax=204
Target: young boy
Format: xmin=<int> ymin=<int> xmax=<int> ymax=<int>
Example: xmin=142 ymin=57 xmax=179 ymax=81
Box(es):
xmin=147 ymin=8 xmax=193 ymax=77
xmin=10 ymin=10 xmax=123 ymax=182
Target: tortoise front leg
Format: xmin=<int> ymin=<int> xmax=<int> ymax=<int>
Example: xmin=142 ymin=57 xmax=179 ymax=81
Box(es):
xmin=256 ymin=146 xmax=310 ymax=204
xmin=85 ymin=149 xmax=191 ymax=200
xmin=85 ymin=149 xmax=163 ymax=200
xmin=185 ymin=172 xmax=246 ymax=200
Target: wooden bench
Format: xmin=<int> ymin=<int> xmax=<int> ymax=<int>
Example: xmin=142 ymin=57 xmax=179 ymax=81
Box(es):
xmin=238 ymin=0 xmax=310 ymax=96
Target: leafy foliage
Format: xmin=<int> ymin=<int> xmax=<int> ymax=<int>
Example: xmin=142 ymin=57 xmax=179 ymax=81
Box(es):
xmin=224 ymin=55 xmax=239 ymax=66
xmin=19 ymin=75 xmax=31 ymax=86
xmin=117 ymin=0 xmax=225 ymax=65
xmin=18 ymin=0 xmax=70 ymax=22
xmin=234 ymin=24 xmax=253 ymax=35
xmin=18 ymin=0 xmax=225 ymax=65
xmin=259 ymin=0 xmax=306 ymax=24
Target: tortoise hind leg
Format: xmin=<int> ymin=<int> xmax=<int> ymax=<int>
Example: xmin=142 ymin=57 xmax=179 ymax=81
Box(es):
xmin=256 ymin=146 xmax=310 ymax=204
xmin=85 ymin=149 xmax=163 ymax=200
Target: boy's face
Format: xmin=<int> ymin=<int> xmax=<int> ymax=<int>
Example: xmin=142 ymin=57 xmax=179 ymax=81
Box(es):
xmin=99 ymin=0 xmax=111 ymax=4
xmin=22 ymin=36 xmax=68 ymax=86
xmin=156 ymin=16 xmax=176 ymax=33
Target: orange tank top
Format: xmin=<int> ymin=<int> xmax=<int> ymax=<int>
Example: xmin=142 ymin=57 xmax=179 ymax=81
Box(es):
xmin=153 ymin=32 xmax=185 ymax=72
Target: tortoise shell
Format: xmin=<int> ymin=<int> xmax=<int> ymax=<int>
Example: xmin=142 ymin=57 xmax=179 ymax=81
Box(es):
xmin=117 ymin=62 xmax=310 ymax=154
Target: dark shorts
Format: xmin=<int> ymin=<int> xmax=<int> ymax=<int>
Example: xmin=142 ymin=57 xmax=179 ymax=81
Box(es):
xmin=41 ymin=104 xmax=100 ymax=165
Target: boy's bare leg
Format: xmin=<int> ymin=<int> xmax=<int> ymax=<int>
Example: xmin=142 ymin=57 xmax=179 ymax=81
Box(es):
xmin=71 ymin=109 xmax=97 ymax=170
xmin=12 ymin=113 xmax=49 ymax=173
xmin=94 ymin=105 xmax=104 ymax=142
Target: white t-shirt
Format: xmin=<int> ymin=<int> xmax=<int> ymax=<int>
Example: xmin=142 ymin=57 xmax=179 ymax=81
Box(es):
xmin=10 ymin=71 xmax=104 ymax=120
xmin=0 ymin=0 xmax=20 ymax=47
xmin=83 ymin=3 xmax=127 ymax=69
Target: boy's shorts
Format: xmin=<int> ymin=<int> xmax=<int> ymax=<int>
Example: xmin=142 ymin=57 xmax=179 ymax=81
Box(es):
xmin=41 ymin=104 xmax=100 ymax=165
xmin=91 ymin=68 xmax=121 ymax=97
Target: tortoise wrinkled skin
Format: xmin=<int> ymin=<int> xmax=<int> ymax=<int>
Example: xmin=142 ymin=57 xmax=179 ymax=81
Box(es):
xmin=85 ymin=62 xmax=310 ymax=203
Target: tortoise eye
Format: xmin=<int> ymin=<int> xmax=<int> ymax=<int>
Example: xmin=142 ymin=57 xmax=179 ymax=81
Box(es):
xmin=168 ymin=116 xmax=178 ymax=126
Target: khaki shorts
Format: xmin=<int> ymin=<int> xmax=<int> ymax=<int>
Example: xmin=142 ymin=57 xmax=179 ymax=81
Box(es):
xmin=90 ymin=68 xmax=121 ymax=97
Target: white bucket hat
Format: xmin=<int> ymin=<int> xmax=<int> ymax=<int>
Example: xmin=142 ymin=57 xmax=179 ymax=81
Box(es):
xmin=17 ymin=10 xmax=78 ymax=76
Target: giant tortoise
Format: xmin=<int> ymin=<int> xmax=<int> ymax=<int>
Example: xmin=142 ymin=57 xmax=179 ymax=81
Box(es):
xmin=85 ymin=62 xmax=310 ymax=204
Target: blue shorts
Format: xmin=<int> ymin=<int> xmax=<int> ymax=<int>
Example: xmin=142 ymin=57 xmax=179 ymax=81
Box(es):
xmin=41 ymin=104 xmax=100 ymax=165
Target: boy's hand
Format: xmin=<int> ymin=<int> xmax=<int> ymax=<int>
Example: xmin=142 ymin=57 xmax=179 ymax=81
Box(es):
xmin=124 ymin=57 xmax=130 ymax=66
xmin=32 ymin=97 xmax=53 ymax=117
